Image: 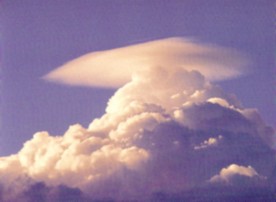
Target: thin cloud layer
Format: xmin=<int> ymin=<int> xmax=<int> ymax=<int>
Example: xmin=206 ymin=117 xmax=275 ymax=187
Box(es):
xmin=0 ymin=40 xmax=275 ymax=201
xmin=43 ymin=38 xmax=248 ymax=88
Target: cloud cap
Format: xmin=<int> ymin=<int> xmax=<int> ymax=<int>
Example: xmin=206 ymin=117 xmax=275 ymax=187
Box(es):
xmin=43 ymin=38 xmax=248 ymax=88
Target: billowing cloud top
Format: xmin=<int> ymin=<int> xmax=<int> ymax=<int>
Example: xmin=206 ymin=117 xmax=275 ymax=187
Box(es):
xmin=0 ymin=39 xmax=275 ymax=201
xmin=43 ymin=38 xmax=248 ymax=88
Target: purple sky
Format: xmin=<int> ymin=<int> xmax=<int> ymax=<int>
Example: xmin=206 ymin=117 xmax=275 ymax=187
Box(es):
xmin=1 ymin=0 xmax=275 ymax=156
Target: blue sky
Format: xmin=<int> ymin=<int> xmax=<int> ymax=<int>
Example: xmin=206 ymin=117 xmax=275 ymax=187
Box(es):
xmin=1 ymin=0 xmax=275 ymax=155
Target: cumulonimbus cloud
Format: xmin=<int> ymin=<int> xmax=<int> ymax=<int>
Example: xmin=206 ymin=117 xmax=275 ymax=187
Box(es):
xmin=43 ymin=38 xmax=248 ymax=88
xmin=0 ymin=39 xmax=275 ymax=201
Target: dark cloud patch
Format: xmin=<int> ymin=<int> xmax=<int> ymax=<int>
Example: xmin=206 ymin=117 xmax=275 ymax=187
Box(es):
xmin=0 ymin=182 xmax=93 ymax=202
xmin=151 ymin=185 xmax=276 ymax=202
xmin=7 ymin=182 xmax=130 ymax=202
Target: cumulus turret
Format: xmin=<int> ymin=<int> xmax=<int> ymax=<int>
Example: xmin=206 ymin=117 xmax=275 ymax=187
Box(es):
xmin=0 ymin=39 xmax=275 ymax=201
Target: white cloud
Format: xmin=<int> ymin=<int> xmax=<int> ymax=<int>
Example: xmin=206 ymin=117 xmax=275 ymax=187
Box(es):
xmin=43 ymin=38 xmax=248 ymax=88
xmin=209 ymin=164 xmax=263 ymax=184
xmin=207 ymin=97 xmax=231 ymax=108
xmin=0 ymin=39 xmax=275 ymax=201
xmin=194 ymin=135 xmax=223 ymax=150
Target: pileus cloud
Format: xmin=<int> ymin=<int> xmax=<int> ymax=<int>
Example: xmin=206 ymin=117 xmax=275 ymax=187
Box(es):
xmin=0 ymin=38 xmax=275 ymax=201
xmin=43 ymin=38 xmax=248 ymax=88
